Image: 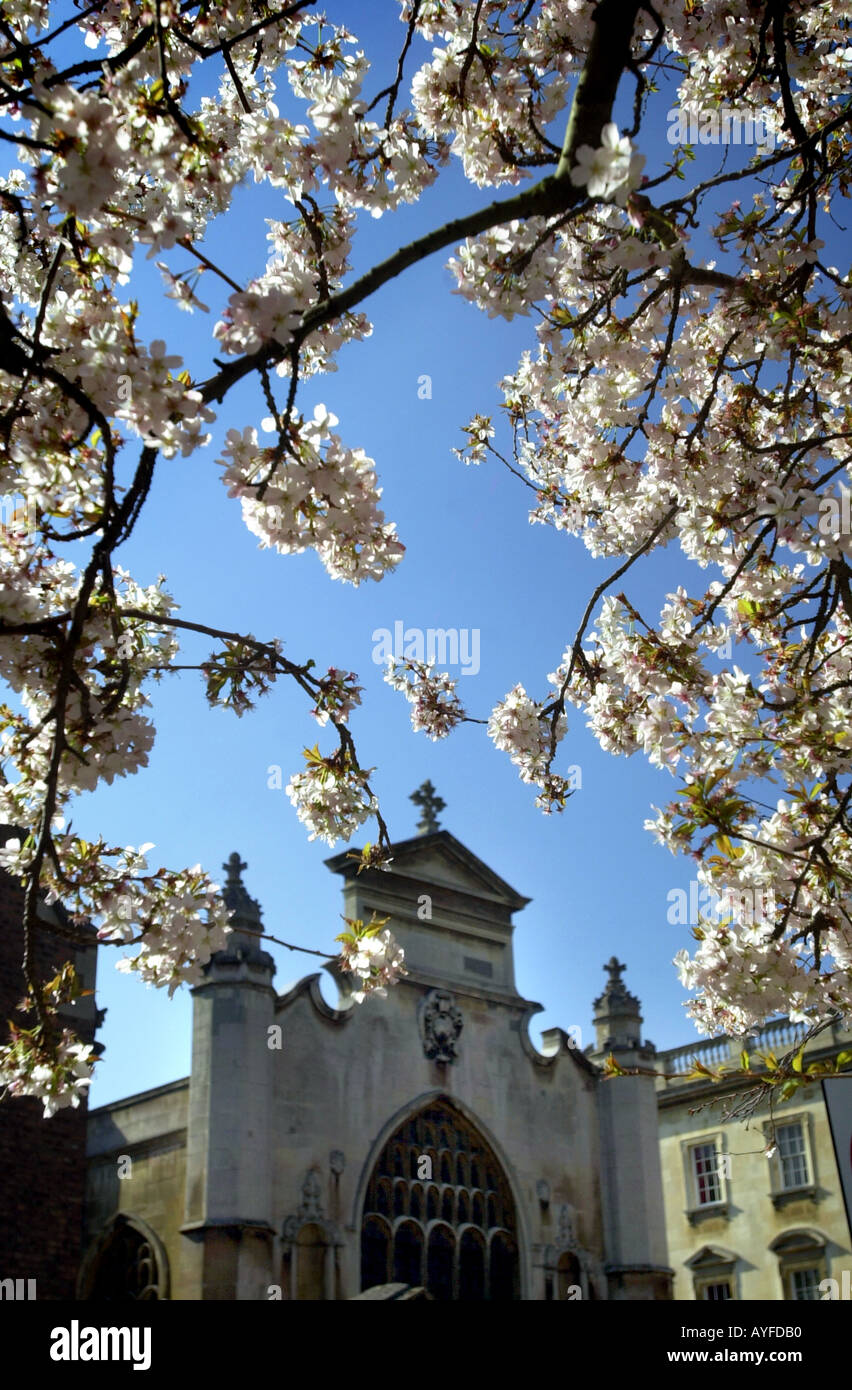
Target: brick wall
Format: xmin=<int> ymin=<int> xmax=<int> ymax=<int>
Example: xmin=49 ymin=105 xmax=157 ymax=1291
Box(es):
xmin=0 ymin=852 xmax=98 ymax=1300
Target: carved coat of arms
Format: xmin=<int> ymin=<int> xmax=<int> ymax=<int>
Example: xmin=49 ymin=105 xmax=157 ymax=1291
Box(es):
xmin=421 ymin=989 xmax=463 ymax=1063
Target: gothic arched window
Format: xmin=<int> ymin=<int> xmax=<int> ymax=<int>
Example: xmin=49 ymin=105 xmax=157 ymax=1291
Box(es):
xmin=489 ymin=1231 xmax=518 ymax=1301
xmin=375 ymin=1178 xmax=391 ymax=1217
xmin=361 ymin=1215 xmax=391 ymax=1291
xmin=80 ymin=1215 xmax=167 ymax=1301
xmin=361 ymin=1099 xmax=518 ymax=1299
xmin=427 ymin=1224 xmax=455 ymax=1301
xmin=459 ymin=1228 xmax=486 ymax=1302
xmin=393 ymin=1220 xmax=424 ymax=1287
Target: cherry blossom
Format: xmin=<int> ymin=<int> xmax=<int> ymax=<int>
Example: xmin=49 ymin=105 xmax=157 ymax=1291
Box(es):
xmin=337 ymin=918 xmax=408 ymax=1003
xmin=219 ymin=406 xmax=405 ymax=584
xmin=2 ymin=0 xmax=852 ymax=1105
xmin=570 ymin=123 xmax=644 ymax=203
xmin=0 ymin=1027 xmax=96 ymax=1119
xmin=384 ymin=658 xmax=466 ymax=740
xmin=286 ymin=747 xmax=378 ymax=846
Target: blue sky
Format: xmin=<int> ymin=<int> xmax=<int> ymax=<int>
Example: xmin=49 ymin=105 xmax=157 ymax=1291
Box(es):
xmin=30 ymin=7 xmax=795 ymax=1107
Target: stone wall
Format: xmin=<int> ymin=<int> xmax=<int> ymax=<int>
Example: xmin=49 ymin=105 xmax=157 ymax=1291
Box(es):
xmin=84 ymin=1080 xmax=189 ymax=1298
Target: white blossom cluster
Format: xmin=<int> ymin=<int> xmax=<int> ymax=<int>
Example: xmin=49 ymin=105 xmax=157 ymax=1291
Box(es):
xmin=0 ymin=1028 xmax=96 ymax=1119
xmin=286 ymin=755 xmax=377 ymax=846
xmin=98 ymin=867 xmax=233 ymax=999
xmin=569 ymin=123 xmax=645 ymax=204
xmin=339 ymin=928 xmax=408 ymax=1004
xmin=310 ymin=668 xmax=363 ymax=728
xmin=220 ymin=406 xmax=404 ymax=584
xmin=488 ymin=684 xmax=571 ymax=811
xmin=675 ymin=917 xmax=852 ymax=1039
xmin=384 ymin=658 xmax=466 ymax=740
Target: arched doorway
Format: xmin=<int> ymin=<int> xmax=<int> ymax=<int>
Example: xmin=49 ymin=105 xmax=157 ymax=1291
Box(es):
xmin=557 ymin=1251 xmax=582 ymax=1300
xmin=361 ymin=1099 xmax=519 ymax=1299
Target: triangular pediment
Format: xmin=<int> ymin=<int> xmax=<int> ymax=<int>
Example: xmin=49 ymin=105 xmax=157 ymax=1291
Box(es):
xmin=325 ymin=830 xmax=529 ymax=912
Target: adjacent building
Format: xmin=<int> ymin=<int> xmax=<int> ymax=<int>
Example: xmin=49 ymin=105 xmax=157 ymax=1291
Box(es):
xmin=655 ymin=1017 xmax=852 ymax=1300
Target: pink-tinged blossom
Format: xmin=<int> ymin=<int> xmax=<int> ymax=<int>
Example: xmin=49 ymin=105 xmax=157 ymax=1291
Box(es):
xmin=384 ymin=658 xmax=466 ymax=740
xmin=219 ymin=407 xmax=404 ymax=584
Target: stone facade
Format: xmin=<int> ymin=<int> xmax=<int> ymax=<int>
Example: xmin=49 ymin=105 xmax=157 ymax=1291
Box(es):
xmin=655 ymin=1019 xmax=852 ymax=1300
xmin=79 ymin=813 xmax=852 ymax=1303
xmin=82 ymin=824 xmax=672 ymax=1301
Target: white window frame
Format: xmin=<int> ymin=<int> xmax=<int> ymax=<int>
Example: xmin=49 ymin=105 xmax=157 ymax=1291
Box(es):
xmin=681 ymin=1132 xmax=729 ymax=1221
xmin=764 ymin=1112 xmax=817 ymax=1206
xmin=776 ymin=1119 xmax=810 ymax=1190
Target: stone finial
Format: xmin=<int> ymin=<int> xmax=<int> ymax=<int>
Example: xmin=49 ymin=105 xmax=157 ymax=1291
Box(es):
xmin=604 ymin=956 xmax=627 ymax=992
xmin=410 ymin=780 xmax=445 ymax=835
xmin=592 ymin=956 xmax=644 ymax=1052
xmin=594 ymin=956 xmax=640 ymax=1013
xmin=221 ymin=851 xmax=262 ymax=926
xmin=200 ymin=851 xmax=274 ymax=982
xmin=224 ymin=852 xmax=248 ymax=887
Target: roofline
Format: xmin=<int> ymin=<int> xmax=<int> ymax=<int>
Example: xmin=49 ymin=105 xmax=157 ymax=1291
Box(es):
xmin=324 ymin=829 xmax=531 ymax=911
xmin=87 ymin=1075 xmax=189 ymax=1116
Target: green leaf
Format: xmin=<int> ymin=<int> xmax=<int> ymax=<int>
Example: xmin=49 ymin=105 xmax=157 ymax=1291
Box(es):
xmin=792 ymin=1048 xmax=804 ymax=1073
xmin=835 ymin=1051 xmax=852 ymax=1068
xmin=740 ymin=1049 xmax=749 ymax=1069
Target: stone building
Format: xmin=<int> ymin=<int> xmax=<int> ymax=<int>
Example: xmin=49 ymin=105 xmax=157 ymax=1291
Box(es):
xmin=78 ymin=793 xmax=852 ymax=1302
xmin=654 ymin=1016 xmax=852 ymax=1300
xmin=82 ymin=796 xmax=672 ymax=1301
